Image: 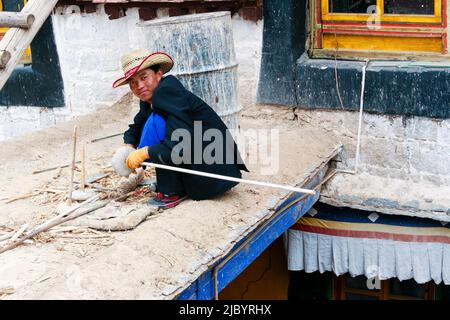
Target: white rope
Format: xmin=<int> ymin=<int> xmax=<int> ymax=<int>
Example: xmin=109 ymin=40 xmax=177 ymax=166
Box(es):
xmin=354 ymin=61 xmax=368 ymax=174
xmin=142 ymin=162 xmax=316 ymax=195
xmin=338 ymin=60 xmax=368 ymax=175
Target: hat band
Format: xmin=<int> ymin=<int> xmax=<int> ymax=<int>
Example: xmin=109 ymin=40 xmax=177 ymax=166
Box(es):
xmin=124 ymin=66 xmax=140 ymax=78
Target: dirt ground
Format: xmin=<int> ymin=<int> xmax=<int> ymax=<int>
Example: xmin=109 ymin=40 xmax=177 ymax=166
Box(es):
xmin=0 ymin=95 xmax=341 ymax=299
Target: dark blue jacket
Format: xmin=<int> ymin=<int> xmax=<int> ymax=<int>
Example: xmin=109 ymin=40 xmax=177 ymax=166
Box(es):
xmin=124 ymin=75 xmax=248 ymax=200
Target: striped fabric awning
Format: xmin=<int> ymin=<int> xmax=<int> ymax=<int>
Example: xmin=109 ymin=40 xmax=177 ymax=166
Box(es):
xmin=287 ymin=203 xmax=450 ymax=284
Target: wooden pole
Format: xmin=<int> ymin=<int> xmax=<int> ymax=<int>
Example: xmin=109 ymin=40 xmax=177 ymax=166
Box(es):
xmin=32 ymin=161 xmax=81 ymax=174
xmin=68 ymin=126 xmax=77 ymax=203
xmin=0 ymin=231 xmax=14 ymax=242
xmin=90 ymin=133 xmax=123 ymax=143
xmin=4 ymin=191 xmax=38 ymax=204
xmin=7 ymin=224 xmax=28 ymax=244
xmin=80 ymin=142 xmax=86 ymax=192
xmin=0 ymin=12 xmax=35 ymax=29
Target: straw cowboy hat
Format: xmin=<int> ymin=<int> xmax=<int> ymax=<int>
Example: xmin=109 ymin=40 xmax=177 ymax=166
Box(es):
xmin=112 ymin=49 xmax=174 ymax=88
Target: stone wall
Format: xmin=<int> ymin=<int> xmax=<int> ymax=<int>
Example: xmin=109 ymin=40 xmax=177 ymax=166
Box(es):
xmin=290 ymin=108 xmax=450 ymax=221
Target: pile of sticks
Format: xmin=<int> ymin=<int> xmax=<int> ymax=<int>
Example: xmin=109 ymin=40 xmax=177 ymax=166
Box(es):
xmin=0 ymin=127 xmax=152 ymax=255
xmin=0 ymin=188 xmax=138 ymax=255
xmin=0 ymin=194 xmax=101 ymax=254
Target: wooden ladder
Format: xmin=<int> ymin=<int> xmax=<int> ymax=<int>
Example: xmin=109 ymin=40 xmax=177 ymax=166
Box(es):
xmin=0 ymin=0 xmax=58 ymax=90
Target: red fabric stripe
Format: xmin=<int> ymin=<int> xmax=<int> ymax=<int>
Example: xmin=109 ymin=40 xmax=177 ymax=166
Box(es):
xmin=444 ymin=33 xmax=448 ymax=53
xmin=322 ymin=20 xmax=444 ymax=28
xmin=317 ymin=0 xmax=322 ymax=24
xmin=317 ymin=28 xmax=322 ymax=47
xmin=443 ymin=0 xmax=448 ymax=28
xmin=322 ymin=28 xmax=443 ymax=37
xmin=291 ymin=224 xmax=450 ymax=244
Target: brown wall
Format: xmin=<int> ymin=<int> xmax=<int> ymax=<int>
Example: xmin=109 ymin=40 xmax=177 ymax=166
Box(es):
xmin=219 ymin=236 xmax=289 ymax=300
xmin=56 ymin=0 xmax=263 ymax=22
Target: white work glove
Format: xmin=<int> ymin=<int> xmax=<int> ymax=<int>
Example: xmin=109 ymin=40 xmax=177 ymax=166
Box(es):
xmin=111 ymin=146 xmax=136 ymax=177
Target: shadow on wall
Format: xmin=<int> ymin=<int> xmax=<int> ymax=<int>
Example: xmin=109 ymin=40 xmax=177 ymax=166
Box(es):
xmin=0 ymin=7 xmax=65 ymax=108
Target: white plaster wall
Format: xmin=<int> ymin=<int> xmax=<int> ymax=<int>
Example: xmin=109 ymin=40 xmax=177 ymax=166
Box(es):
xmin=231 ymin=15 xmax=262 ymax=109
xmin=313 ymin=111 xmax=450 ymax=186
xmin=52 ymin=5 xmax=139 ymax=117
xmin=0 ymin=5 xmax=262 ymax=141
xmin=0 ymin=106 xmax=68 ymax=140
xmin=294 ymin=109 xmax=450 ymax=220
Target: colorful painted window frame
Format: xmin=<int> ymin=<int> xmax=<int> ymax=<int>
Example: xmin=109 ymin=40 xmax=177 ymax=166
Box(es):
xmin=322 ymin=0 xmax=443 ymax=23
xmin=311 ymin=0 xmax=448 ymax=59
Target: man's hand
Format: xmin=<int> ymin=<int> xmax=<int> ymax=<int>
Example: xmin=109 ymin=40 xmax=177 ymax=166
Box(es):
xmin=126 ymin=147 xmax=149 ymax=169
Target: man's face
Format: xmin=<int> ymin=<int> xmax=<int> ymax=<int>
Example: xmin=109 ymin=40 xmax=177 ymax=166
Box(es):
xmin=128 ymin=68 xmax=163 ymax=102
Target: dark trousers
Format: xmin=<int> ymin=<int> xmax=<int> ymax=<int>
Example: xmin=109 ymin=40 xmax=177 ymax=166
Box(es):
xmin=155 ymin=167 xmax=186 ymax=195
xmin=148 ymin=154 xmax=186 ymax=196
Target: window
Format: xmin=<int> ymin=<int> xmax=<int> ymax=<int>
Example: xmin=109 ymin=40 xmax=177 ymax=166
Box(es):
xmin=384 ymin=0 xmax=435 ymax=15
xmin=329 ymin=0 xmax=377 ymax=13
xmin=310 ymin=0 xmax=447 ymax=59
xmin=0 ymin=0 xmax=32 ymax=65
xmin=322 ymin=0 xmax=442 ymax=23
xmin=334 ymin=274 xmax=436 ymax=300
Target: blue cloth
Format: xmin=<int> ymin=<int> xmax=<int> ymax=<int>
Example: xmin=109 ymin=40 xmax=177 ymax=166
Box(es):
xmin=138 ymin=112 xmax=166 ymax=149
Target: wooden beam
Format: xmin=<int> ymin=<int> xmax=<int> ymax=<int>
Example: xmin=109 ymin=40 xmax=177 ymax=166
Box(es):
xmin=0 ymin=12 xmax=35 ymax=29
xmin=0 ymin=0 xmax=59 ymax=87
xmin=322 ymin=33 xmax=443 ymax=53
xmin=312 ymin=48 xmax=450 ymax=61
xmin=0 ymin=50 xmax=11 ymax=69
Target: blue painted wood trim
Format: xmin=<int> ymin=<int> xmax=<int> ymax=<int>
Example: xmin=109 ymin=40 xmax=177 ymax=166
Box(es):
xmin=176 ymin=168 xmax=325 ymax=300
xmin=213 ymin=192 xmax=319 ymax=295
